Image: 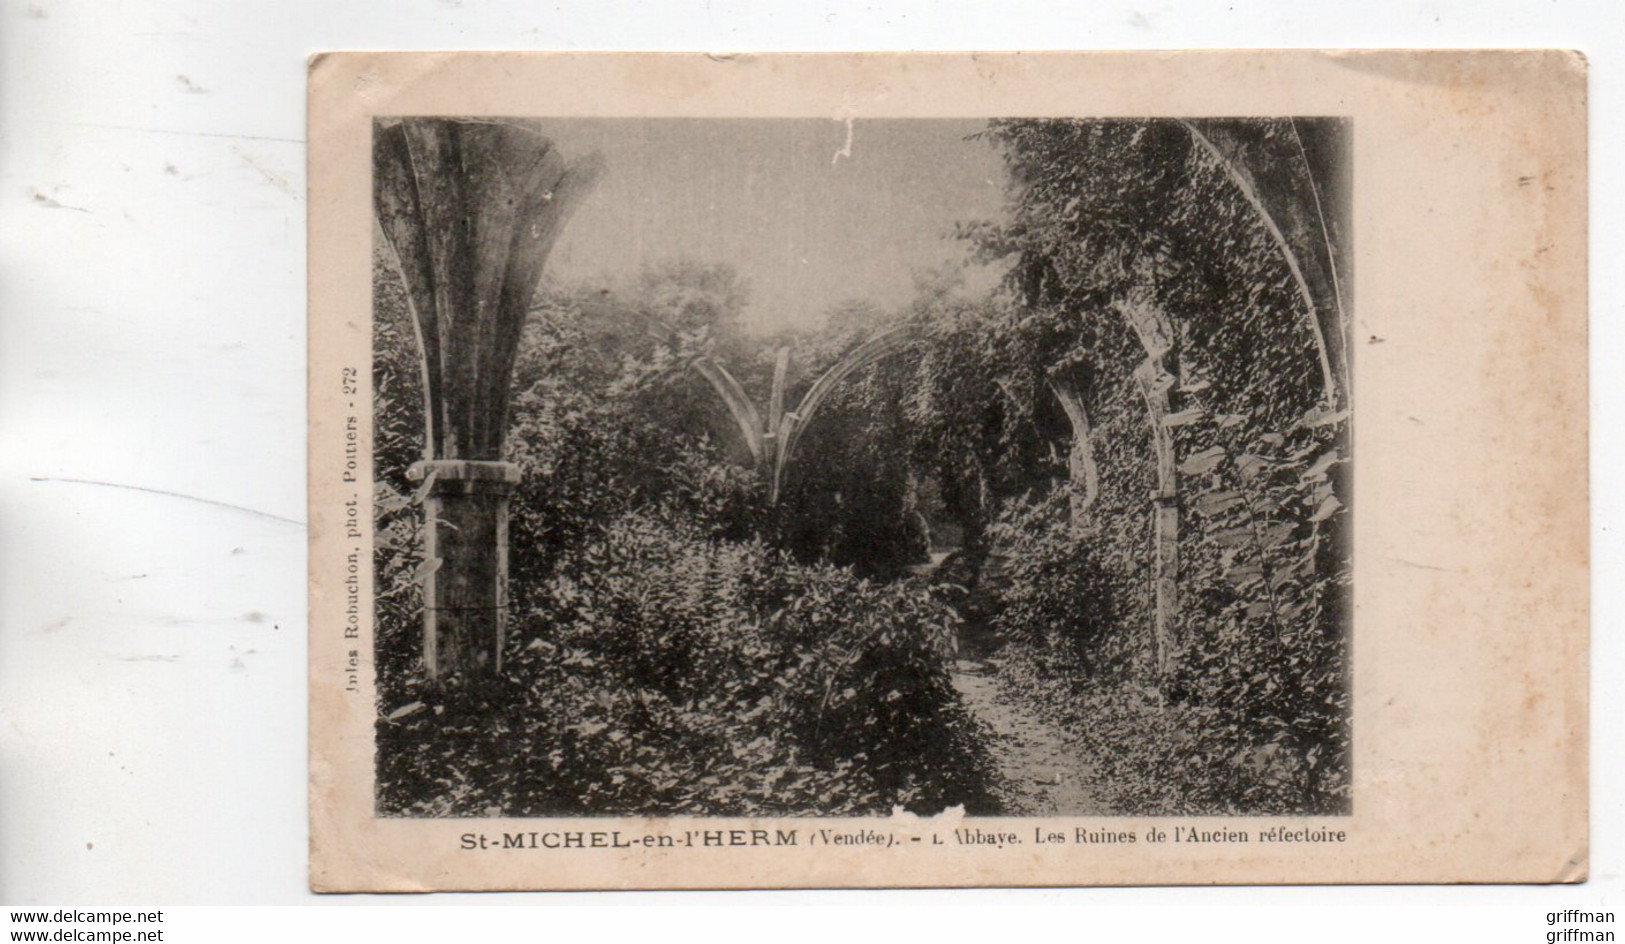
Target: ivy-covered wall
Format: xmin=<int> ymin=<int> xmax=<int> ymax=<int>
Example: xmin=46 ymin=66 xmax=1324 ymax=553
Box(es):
xmin=979 ymin=118 xmax=1352 ymax=813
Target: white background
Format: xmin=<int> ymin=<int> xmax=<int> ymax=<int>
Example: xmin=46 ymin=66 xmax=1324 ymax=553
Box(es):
xmin=0 ymin=0 xmax=1618 ymax=934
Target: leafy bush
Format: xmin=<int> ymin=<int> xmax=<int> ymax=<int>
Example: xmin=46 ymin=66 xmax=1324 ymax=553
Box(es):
xmin=985 ymin=493 xmax=1117 ymax=665
xmin=990 ymin=622 xmax=1347 ymax=817
xmin=376 ymin=513 xmax=997 ymax=817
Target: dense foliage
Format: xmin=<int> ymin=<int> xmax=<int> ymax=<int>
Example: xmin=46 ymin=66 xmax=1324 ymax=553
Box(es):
xmin=373 ymin=258 xmax=997 ymax=817
xmin=378 ymin=511 xmax=996 ymax=816
xmin=373 ymin=117 xmax=1352 ymax=819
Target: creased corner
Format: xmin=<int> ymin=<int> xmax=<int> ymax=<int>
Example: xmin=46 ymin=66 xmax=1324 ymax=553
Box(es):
xmin=1553 ymin=846 xmax=1589 ymax=884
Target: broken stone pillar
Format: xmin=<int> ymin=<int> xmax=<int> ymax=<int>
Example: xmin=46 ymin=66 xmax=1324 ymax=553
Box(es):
xmin=408 ymin=459 xmax=522 ymax=679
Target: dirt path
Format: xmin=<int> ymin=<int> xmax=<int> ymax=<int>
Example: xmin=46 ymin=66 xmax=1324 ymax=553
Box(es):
xmin=952 ymin=658 xmax=1111 ymax=816
xmin=915 ymin=548 xmax=1109 ymax=815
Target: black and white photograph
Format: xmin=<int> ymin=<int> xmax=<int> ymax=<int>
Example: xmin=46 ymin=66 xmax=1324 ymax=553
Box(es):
xmin=367 ymin=114 xmax=1353 ymax=821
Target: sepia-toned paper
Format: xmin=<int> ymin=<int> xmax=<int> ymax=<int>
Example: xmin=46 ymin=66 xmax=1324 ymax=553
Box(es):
xmin=307 ymin=50 xmax=1587 ymax=890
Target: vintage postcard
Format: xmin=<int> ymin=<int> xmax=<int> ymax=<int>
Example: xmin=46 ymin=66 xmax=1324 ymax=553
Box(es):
xmin=307 ymin=51 xmax=1587 ymax=890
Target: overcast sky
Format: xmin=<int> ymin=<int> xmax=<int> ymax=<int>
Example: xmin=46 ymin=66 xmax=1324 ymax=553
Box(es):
xmin=540 ymin=118 xmax=1013 ymax=334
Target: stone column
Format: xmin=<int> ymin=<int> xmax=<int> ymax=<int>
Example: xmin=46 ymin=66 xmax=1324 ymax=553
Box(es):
xmin=1150 ymin=494 xmax=1180 ymax=677
xmin=409 ymin=459 xmax=523 ymax=680
xmin=374 ymin=117 xmax=602 ymax=683
xmin=1121 ymin=294 xmax=1182 ymax=678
